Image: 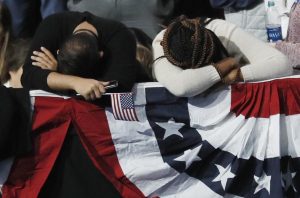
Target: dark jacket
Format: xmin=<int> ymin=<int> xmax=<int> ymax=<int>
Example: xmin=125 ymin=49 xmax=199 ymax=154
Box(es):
xmin=0 ymin=86 xmax=31 ymax=160
xmin=21 ymin=12 xmax=138 ymax=92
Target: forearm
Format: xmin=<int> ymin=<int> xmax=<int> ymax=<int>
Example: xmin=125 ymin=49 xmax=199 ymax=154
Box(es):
xmin=21 ymin=63 xmax=51 ymax=90
xmin=47 ymin=72 xmax=78 ymax=91
xmin=153 ymin=58 xmax=221 ymax=97
xmin=152 ymin=29 xmax=222 ymax=97
xmin=240 ymin=54 xmax=291 ymax=81
xmin=207 ymin=19 xmax=292 ymax=81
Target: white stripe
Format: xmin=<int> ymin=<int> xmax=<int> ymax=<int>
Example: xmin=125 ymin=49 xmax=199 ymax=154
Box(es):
xmin=105 ymin=110 xmax=221 ymax=197
xmin=186 ymin=85 xmax=300 ymax=160
xmin=105 ymin=81 xmax=300 ymax=197
xmin=125 ymin=109 xmax=133 ymax=121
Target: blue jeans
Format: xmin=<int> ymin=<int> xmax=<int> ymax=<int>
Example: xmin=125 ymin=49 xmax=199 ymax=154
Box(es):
xmin=3 ymin=0 xmax=67 ymax=38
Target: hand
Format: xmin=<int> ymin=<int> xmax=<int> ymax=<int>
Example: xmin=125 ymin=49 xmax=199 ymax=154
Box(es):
xmin=213 ymin=57 xmax=239 ymax=78
xmin=31 ymin=47 xmax=58 ymax=71
xmin=73 ymin=78 xmax=109 ymax=100
xmin=268 ymin=42 xmax=277 ymax=48
xmin=222 ymin=68 xmax=244 ymax=85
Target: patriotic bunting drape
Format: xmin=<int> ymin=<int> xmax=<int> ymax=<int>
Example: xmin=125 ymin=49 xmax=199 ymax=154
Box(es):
xmin=1 ymin=76 xmax=300 ymax=198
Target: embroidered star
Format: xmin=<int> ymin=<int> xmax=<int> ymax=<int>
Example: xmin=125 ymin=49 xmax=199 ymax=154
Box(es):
xmin=213 ymin=164 xmax=235 ymax=190
xmin=254 ymin=171 xmax=271 ymax=195
xmin=155 ymin=118 xmax=184 ymax=140
xmin=174 ymin=145 xmax=202 ymax=169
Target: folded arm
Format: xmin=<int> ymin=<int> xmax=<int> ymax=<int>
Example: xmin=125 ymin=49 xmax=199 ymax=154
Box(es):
xmin=206 ymin=19 xmax=292 ymax=81
xmin=152 ymin=30 xmax=221 ymax=97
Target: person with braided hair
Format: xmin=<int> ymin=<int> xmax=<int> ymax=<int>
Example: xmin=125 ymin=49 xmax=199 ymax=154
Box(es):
xmin=152 ymin=15 xmax=292 ymax=97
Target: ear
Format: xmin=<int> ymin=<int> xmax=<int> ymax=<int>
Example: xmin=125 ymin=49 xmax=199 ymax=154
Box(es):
xmin=99 ymin=51 xmax=104 ymax=58
xmin=57 ymin=49 xmax=59 ymax=55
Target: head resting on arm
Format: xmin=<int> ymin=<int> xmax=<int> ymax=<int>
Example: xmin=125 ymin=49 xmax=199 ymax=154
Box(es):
xmin=57 ymin=32 xmax=104 ymax=79
xmin=161 ymin=15 xmax=229 ymax=69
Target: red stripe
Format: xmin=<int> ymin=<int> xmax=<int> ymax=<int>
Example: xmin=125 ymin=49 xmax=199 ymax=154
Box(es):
xmin=116 ymin=94 xmax=124 ymax=120
xmin=2 ymin=97 xmax=144 ymax=198
xmin=123 ymin=109 xmax=130 ymax=121
xmin=112 ymin=94 xmax=118 ymax=119
xmin=112 ymin=94 xmax=121 ymax=120
xmin=127 ymin=109 xmax=134 ymax=121
xmin=70 ymin=99 xmax=144 ymax=197
xmin=2 ymin=97 xmax=71 ymax=198
xmin=231 ymin=78 xmax=300 ymax=118
xmin=132 ymin=108 xmax=139 ymax=121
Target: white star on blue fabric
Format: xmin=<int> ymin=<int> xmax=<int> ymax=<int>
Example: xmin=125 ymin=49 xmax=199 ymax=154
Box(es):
xmin=254 ymin=171 xmax=271 ymax=195
xmin=213 ymin=164 xmax=235 ymax=190
xmin=174 ymin=145 xmax=202 ymax=169
xmin=155 ymin=118 xmax=184 ymax=140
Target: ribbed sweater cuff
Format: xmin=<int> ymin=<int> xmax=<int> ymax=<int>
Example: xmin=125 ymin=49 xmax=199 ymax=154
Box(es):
xmin=208 ymin=66 xmax=222 ymax=82
xmin=240 ymin=66 xmax=253 ymax=81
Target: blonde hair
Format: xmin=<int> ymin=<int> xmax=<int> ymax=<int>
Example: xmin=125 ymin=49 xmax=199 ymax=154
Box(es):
xmin=136 ymin=43 xmax=154 ymax=80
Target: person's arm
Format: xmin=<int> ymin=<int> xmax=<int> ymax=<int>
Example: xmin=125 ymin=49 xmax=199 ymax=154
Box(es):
xmin=275 ymin=41 xmax=300 ymax=67
xmin=47 ymin=72 xmax=108 ymax=100
xmin=21 ymin=14 xmax=59 ymax=90
xmin=100 ymin=26 xmax=138 ymax=92
xmin=21 ymin=13 xmax=109 ymax=100
xmin=206 ymin=19 xmax=292 ymax=81
xmin=209 ymin=0 xmax=259 ymax=9
xmin=152 ymin=30 xmax=221 ymax=97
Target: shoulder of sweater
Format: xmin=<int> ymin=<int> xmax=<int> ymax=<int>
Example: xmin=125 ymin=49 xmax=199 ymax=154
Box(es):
xmin=205 ymin=18 xmax=237 ymax=30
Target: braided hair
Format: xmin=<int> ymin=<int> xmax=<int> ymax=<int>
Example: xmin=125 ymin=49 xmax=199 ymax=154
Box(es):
xmin=161 ymin=15 xmax=229 ymax=69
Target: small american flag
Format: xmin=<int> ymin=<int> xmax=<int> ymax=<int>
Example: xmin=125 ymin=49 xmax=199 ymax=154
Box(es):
xmin=110 ymin=93 xmax=139 ymax=121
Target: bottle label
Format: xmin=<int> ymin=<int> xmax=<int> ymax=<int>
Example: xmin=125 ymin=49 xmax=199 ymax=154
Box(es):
xmin=267 ymin=26 xmax=283 ymax=42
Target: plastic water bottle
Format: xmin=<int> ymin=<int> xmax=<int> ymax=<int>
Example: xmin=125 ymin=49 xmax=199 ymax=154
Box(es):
xmin=265 ymin=0 xmax=283 ymax=42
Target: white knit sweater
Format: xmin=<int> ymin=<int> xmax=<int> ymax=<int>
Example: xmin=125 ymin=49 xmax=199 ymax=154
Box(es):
xmin=152 ymin=19 xmax=292 ymax=97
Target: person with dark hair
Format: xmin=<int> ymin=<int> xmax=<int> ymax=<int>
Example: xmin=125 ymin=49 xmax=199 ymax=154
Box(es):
xmin=56 ymin=33 xmax=103 ymax=79
xmin=152 ymin=16 xmax=292 ymax=97
xmin=13 ymin=12 xmax=140 ymax=198
xmin=161 ymin=17 xmax=229 ymax=69
xmin=2 ymin=39 xmax=30 ymax=88
xmin=33 ymin=27 xmax=153 ymax=83
xmin=21 ymin=11 xmax=138 ymax=100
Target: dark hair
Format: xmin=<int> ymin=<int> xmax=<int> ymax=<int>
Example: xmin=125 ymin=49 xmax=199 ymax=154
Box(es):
xmin=0 ymin=3 xmax=12 ymax=83
xmin=0 ymin=3 xmax=11 ymax=35
xmin=129 ymin=27 xmax=154 ymax=81
xmin=161 ymin=15 xmax=229 ymax=69
xmin=57 ymin=33 xmax=102 ymax=78
xmin=2 ymin=39 xmax=30 ymax=83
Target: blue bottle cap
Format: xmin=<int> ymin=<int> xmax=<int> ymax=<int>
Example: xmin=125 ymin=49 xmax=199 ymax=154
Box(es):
xmin=268 ymin=1 xmax=275 ymax=7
